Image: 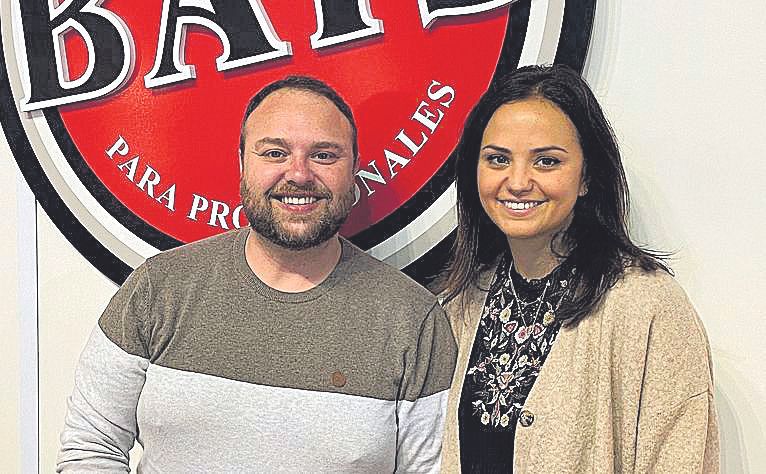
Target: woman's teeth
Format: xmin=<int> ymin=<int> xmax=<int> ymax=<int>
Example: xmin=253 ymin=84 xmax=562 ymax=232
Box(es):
xmin=503 ymin=201 xmax=541 ymax=210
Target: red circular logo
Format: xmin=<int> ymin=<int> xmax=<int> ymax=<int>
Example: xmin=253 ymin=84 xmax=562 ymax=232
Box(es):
xmin=2 ymin=0 xmax=596 ymax=283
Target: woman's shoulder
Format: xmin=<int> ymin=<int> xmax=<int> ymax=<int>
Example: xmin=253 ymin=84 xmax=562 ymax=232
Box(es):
xmin=608 ymin=265 xmax=688 ymax=307
xmin=596 ymin=267 xmax=715 ymax=415
xmin=599 ymin=266 xmax=710 ymax=354
xmin=440 ymin=261 xmax=495 ymax=301
xmin=439 ymin=264 xmax=496 ymax=338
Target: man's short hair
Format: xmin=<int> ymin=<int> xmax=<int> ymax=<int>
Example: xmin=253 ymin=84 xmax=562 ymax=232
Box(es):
xmin=239 ymin=75 xmax=358 ymax=161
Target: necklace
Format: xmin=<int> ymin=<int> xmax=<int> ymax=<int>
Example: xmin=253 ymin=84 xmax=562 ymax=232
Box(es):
xmin=508 ymin=263 xmax=551 ymax=328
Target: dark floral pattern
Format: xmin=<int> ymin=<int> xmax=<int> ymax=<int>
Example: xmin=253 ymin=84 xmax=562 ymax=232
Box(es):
xmin=462 ymin=254 xmax=574 ymax=430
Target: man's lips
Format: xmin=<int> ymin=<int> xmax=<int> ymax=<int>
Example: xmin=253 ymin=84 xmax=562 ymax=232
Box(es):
xmin=269 ymin=191 xmax=330 ymax=213
xmin=274 ymin=195 xmax=319 ymax=205
xmin=268 ymin=183 xmax=331 ymax=210
xmin=270 ymin=196 xmax=321 ymax=215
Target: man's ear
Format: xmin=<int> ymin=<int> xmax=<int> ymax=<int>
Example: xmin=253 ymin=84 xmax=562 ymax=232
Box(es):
xmin=239 ymin=150 xmax=244 ymax=174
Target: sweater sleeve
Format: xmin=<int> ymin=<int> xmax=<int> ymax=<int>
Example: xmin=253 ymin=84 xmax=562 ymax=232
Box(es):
xmin=395 ymin=303 xmax=458 ymax=473
xmin=57 ymin=265 xmax=153 ymax=472
xmin=633 ymin=281 xmax=720 ymax=473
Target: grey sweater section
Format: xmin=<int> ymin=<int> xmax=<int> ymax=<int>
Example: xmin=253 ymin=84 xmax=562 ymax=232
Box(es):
xmin=58 ymin=229 xmax=457 ymax=472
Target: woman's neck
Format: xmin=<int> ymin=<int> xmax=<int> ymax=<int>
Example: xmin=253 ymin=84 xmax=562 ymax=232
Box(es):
xmin=507 ymin=236 xmax=563 ymax=280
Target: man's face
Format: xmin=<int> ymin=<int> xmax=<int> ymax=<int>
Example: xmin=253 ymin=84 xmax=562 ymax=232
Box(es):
xmin=240 ymin=88 xmax=356 ymax=250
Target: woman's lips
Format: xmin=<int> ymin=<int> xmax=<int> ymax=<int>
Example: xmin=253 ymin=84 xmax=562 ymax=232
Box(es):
xmin=498 ymin=199 xmax=546 ymax=216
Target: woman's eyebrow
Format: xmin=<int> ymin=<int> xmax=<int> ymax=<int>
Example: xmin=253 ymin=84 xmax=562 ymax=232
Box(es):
xmin=481 ymin=144 xmax=511 ymax=153
xmin=531 ymin=145 xmax=569 ymax=153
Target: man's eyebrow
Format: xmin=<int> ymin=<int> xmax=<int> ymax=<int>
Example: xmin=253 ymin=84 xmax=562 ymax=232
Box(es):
xmin=251 ymin=137 xmax=289 ymax=148
xmin=312 ymin=141 xmax=345 ymax=151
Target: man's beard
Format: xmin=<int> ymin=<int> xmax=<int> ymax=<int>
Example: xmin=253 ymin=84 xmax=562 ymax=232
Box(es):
xmin=240 ymin=179 xmax=354 ymax=250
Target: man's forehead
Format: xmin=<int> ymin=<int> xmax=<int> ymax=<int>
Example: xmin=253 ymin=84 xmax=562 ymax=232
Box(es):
xmin=243 ymin=88 xmax=354 ymax=143
xmin=248 ymin=87 xmax=343 ymax=120
xmin=251 ymin=136 xmax=346 ymax=150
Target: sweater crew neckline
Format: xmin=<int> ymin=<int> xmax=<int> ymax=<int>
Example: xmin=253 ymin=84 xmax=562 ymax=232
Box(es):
xmin=232 ymin=228 xmax=351 ymax=303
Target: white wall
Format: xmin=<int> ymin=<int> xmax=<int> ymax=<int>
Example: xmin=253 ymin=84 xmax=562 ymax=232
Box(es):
xmin=1 ymin=125 xmax=23 ymax=473
xmin=36 ymin=212 xmax=117 ymax=471
xmin=4 ymin=0 xmax=766 ymax=472
xmin=583 ymin=1 xmax=766 ymax=471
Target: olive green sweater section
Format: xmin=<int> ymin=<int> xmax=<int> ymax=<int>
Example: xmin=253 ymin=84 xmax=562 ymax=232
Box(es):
xmin=99 ymin=228 xmax=456 ymax=401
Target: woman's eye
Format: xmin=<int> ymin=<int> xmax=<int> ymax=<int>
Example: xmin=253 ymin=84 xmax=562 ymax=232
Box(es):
xmin=486 ymin=154 xmax=509 ymax=166
xmin=536 ymin=156 xmax=561 ymax=168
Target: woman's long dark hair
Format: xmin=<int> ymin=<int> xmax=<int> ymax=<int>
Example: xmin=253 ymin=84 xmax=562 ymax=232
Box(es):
xmin=439 ymin=64 xmax=670 ymax=324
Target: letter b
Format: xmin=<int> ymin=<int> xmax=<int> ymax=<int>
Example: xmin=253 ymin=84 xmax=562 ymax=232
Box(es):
xmin=18 ymin=0 xmax=133 ymax=112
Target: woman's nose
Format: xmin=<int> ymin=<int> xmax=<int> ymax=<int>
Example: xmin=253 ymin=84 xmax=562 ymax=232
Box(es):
xmin=506 ymin=164 xmax=533 ymax=194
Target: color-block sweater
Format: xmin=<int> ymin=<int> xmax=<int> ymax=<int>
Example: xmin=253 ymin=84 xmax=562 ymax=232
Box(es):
xmin=57 ymin=229 xmax=457 ymax=473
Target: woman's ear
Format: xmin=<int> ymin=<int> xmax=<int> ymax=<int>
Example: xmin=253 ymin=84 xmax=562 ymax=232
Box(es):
xmin=578 ymin=180 xmax=588 ymax=197
xmin=578 ymin=160 xmax=588 ymax=197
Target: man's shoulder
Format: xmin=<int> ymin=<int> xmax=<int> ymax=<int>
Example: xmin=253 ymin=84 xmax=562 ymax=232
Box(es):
xmin=142 ymin=228 xmax=243 ymax=279
xmin=339 ymin=239 xmax=438 ymax=307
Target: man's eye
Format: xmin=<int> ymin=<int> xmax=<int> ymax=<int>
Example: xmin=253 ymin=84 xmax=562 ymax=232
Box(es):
xmin=313 ymin=152 xmax=337 ymax=162
xmin=536 ymin=156 xmax=561 ymax=168
xmin=261 ymin=150 xmax=286 ymax=159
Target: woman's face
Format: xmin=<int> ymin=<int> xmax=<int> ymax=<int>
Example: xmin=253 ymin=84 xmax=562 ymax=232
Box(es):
xmin=477 ymin=97 xmax=586 ymax=247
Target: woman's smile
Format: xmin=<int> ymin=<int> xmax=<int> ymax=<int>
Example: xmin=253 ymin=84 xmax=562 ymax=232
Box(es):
xmin=477 ymin=98 xmax=586 ymax=245
xmin=498 ymin=199 xmax=547 ymax=211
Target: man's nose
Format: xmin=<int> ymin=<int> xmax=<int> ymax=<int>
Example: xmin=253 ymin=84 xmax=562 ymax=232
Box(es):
xmin=284 ymin=156 xmax=314 ymax=185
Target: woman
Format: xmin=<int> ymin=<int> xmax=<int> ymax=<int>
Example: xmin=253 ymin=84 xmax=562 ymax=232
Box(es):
xmin=437 ymin=65 xmax=719 ymax=472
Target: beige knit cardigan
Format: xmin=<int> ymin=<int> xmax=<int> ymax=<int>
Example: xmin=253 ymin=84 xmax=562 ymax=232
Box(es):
xmin=440 ymin=266 xmax=719 ymax=473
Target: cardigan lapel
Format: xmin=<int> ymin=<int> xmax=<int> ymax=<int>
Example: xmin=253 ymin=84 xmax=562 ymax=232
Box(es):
xmin=441 ymin=267 xmax=495 ymax=472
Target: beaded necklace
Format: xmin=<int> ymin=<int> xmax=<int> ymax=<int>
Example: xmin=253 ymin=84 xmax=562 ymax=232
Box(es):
xmin=508 ymin=262 xmax=572 ymax=328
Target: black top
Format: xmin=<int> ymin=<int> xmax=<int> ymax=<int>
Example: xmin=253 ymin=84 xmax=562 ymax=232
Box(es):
xmin=458 ymin=253 xmax=575 ymax=473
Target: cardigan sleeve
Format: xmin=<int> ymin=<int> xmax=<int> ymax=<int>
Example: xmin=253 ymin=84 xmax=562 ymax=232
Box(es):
xmin=633 ymin=278 xmax=720 ymax=473
xmin=635 ymin=391 xmax=719 ymax=473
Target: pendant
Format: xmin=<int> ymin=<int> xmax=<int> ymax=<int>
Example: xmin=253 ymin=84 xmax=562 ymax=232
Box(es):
xmin=543 ymin=309 xmax=556 ymax=326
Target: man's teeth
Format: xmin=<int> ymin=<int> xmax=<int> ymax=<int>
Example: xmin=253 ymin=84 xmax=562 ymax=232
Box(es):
xmin=280 ymin=196 xmax=317 ymax=205
xmin=503 ymin=201 xmax=541 ymax=210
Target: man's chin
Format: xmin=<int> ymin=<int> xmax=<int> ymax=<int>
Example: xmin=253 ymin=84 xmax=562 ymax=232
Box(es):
xmin=251 ymin=222 xmax=341 ymax=251
xmin=243 ymin=195 xmax=353 ymax=251
xmin=263 ymin=233 xmax=336 ymax=251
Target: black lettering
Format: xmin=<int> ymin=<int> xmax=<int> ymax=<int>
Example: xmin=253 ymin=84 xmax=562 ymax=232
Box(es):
xmin=19 ymin=0 xmax=133 ymax=111
xmin=418 ymin=0 xmax=511 ymax=27
xmin=310 ymin=0 xmax=384 ymax=49
xmin=145 ymin=0 xmax=291 ymax=88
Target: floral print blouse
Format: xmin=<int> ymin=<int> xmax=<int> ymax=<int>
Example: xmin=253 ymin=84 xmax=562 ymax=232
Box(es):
xmin=458 ymin=253 xmax=575 ymax=473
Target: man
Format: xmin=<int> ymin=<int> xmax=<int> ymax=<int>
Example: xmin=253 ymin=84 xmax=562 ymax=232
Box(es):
xmin=57 ymin=76 xmax=457 ymax=472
